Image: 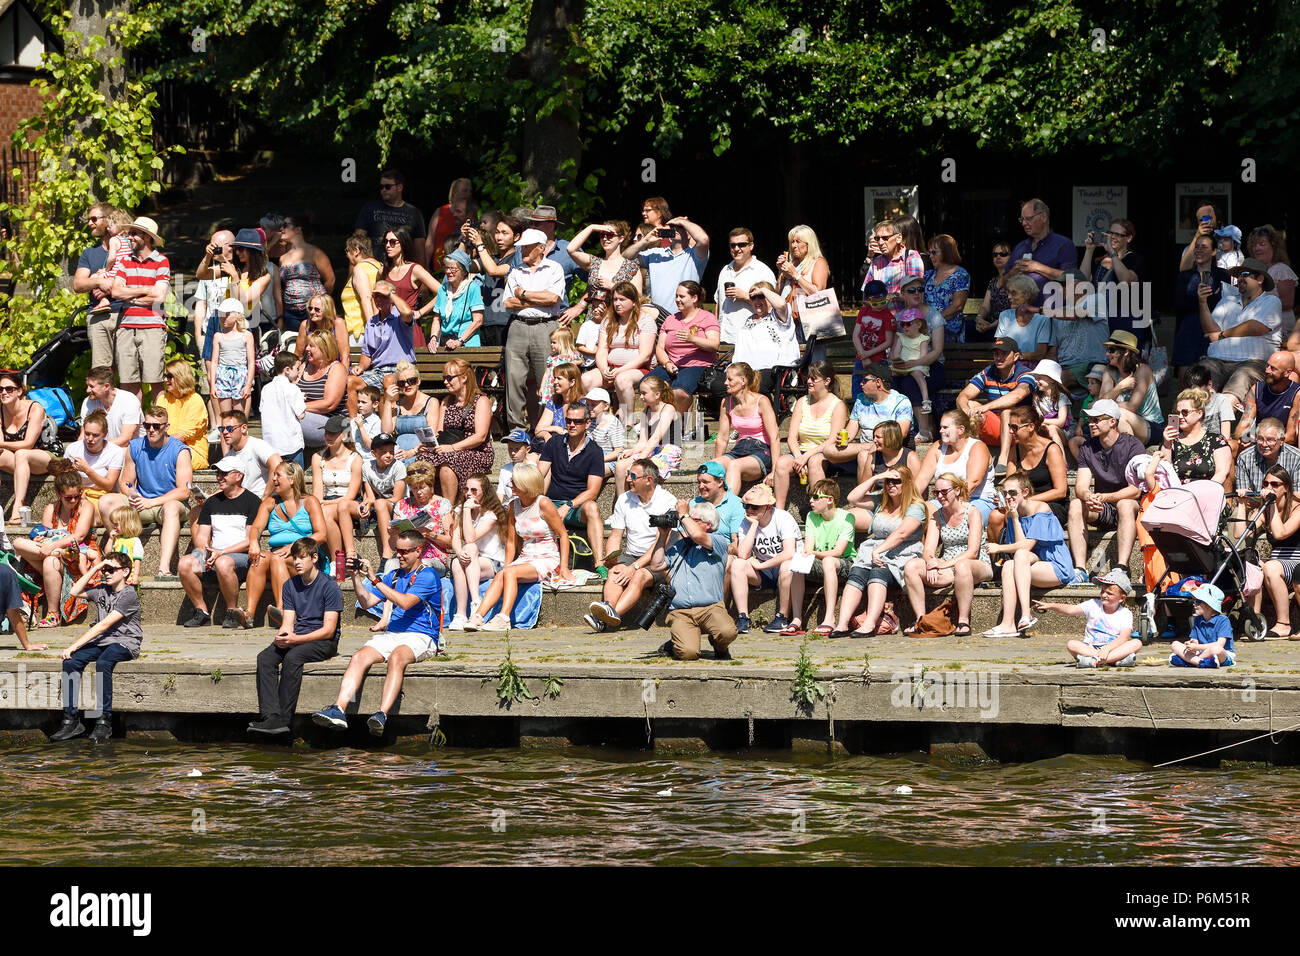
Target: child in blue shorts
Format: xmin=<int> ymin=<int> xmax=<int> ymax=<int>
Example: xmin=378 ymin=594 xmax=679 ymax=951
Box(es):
xmin=1170 ymin=582 xmax=1235 ymax=667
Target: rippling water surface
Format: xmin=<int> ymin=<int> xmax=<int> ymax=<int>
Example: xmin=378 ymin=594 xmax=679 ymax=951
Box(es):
xmin=2 ymin=743 xmax=1296 ymax=865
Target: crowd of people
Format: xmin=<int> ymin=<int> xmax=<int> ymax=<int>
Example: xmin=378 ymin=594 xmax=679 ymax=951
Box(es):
xmin=7 ymin=182 xmax=1300 ymax=741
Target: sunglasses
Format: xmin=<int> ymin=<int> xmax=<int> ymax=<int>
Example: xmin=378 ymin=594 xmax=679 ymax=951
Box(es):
xmin=0 ymin=385 xmax=20 ymax=394
xmin=398 ymin=377 xmax=419 ymax=388
xmin=992 ymin=251 xmax=1010 ymax=257
xmin=218 ymin=424 xmax=240 ymax=433
xmin=144 ymin=422 xmax=168 ymax=432
xmin=1264 ymin=480 xmax=1286 ymax=488
xmin=626 ymin=472 xmax=644 ymax=482
xmin=812 ymin=493 xmax=834 ymax=501
xmin=394 ymin=545 xmax=422 ymax=555
xmin=61 ymin=493 xmax=83 ymax=502
xmin=443 ymin=373 xmax=461 ymax=384
xmin=565 ymin=418 xmax=587 ymax=425
xmin=935 ymin=486 xmax=955 ymax=497
xmin=883 ymin=478 xmax=902 ymax=486
xmin=728 ymin=242 xmax=751 ymax=249
xmin=379 ymin=183 xmax=398 ymax=190
xmin=384 ymin=238 xmax=400 ymax=245
xmin=743 ymin=504 xmax=763 ymax=512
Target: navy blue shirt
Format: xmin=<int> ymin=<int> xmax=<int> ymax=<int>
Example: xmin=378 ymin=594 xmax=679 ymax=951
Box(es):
xmin=282 ymin=570 xmax=344 ymax=641
xmin=539 ymin=434 xmax=605 ymax=502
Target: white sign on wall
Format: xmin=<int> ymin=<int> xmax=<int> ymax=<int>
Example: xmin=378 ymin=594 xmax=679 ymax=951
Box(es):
xmin=1073 ymin=186 xmax=1127 ymax=246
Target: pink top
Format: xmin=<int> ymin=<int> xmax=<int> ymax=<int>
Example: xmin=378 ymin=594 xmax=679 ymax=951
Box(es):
xmin=728 ymin=396 xmax=767 ymax=443
xmin=660 ymin=309 xmax=719 ymax=369
xmin=600 ymin=311 xmax=657 ymax=369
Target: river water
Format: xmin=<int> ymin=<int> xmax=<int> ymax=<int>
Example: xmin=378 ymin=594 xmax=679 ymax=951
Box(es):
xmin=2 ymin=743 xmax=1296 ymax=866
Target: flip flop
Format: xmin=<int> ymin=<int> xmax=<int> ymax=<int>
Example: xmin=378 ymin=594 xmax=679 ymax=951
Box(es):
xmin=953 ymin=623 xmax=972 ymax=637
xmin=780 ymin=622 xmax=806 ymax=636
xmin=811 ymin=624 xmax=833 ymax=636
xmin=982 ymin=626 xmax=1019 ymax=638
xmin=1016 ymin=616 xmax=1038 ymax=633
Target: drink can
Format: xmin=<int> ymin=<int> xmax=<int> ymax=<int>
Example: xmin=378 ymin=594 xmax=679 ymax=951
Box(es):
xmin=837 ymin=429 xmax=849 ymax=446
xmin=18 ymin=506 xmax=31 ymax=524
xmin=335 ymin=549 xmax=346 ymax=582
xmin=799 ymin=470 xmax=808 ymax=485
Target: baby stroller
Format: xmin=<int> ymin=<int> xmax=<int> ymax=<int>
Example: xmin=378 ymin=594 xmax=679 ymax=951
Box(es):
xmin=1137 ymin=480 xmax=1267 ymax=643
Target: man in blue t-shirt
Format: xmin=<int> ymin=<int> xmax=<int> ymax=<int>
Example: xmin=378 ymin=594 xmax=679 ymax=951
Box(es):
xmin=538 ymin=402 xmax=607 ymax=568
xmin=312 ymin=530 xmax=443 ymax=738
xmin=72 ymin=202 xmax=120 ymax=368
xmin=657 ymin=501 xmax=736 ymax=661
xmin=96 ymin=405 xmax=194 ymax=582
xmin=250 ymin=538 xmax=342 ymax=735
xmin=624 ymin=217 xmax=711 ymax=315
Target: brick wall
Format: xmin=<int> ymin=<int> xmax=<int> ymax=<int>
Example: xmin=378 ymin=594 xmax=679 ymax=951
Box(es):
xmin=0 ymin=77 xmax=40 ymax=204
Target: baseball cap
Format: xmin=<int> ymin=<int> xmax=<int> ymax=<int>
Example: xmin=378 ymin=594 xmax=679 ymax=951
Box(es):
xmin=992 ymin=337 xmax=1020 ymax=352
xmin=861 ymin=361 xmax=893 ymax=384
xmin=1093 ymin=567 xmax=1133 ymax=596
xmin=519 ymin=228 xmax=547 ymax=247
xmin=324 ymin=414 xmax=350 ymax=434
xmin=584 ymin=387 xmax=611 ymax=405
xmin=214 ymin=456 xmax=243 ymax=474
xmin=900 ymin=274 xmax=924 ymax=289
xmin=863 ymin=279 xmax=887 ymax=299
xmin=370 ymin=432 xmax=397 ymax=447
xmin=218 ymin=297 xmax=245 ymax=315
xmin=503 ymin=427 xmax=531 ymax=445
xmin=1085 ymin=398 xmax=1122 ymax=420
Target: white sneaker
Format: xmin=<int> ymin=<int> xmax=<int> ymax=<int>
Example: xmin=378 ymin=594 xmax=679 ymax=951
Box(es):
xmin=463 ymin=616 xmax=482 ymax=632
xmin=480 ymin=615 xmax=511 ymax=631
xmin=1076 ymin=655 xmax=1098 ymax=668
xmin=446 ymin=614 xmax=469 ymax=631
xmin=1114 ymin=652 xmax=1137 ymax=667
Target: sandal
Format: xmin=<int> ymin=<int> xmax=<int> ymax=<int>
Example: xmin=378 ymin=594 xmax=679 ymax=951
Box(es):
xmin=1016 ymin=616 xmax=1038 ymax=633
xmin=953 ymin=623 xmax=972 ymax=637
xmin=902 ymin=623 xmax=920 ymax=636
xmin=1269 ymin=623 xmax=1292 ymax=638
xmin=35 ymin=613 xmax=60 ymax=629
xmin=982 ymin=626 xmax=1019 ymax=638
xmin=811 ymin=624 xmax=833 ymax=636
xmin=779 ymin=622 xmax=806 ymax=636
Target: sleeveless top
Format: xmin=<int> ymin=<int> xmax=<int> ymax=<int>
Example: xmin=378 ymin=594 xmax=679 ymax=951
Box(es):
xmin=395 ymin=394 xmax=436 ymax=436
xmin=937 ymin=505 xmax=989 ymax=564
xmin=728 ymin=395 xmax=767 ymax=443
xmin=280 ymin=261 xmax=327 ymax=314
xmin=216 ymin=331 xmax=248 ymax=367
xmin=588 ymin=255 xmax=639 ymax=290
xmin=795 ymin=395 xmax=836 ymax=452
xmin=512 ymin=496 xmax=560 ymax=564
xmin=1270 ymin=507 xmax=1300 ymax=563
xmin=942 ymin=437 xmax=995 ymax=506
xmin=268 ymin=498 xmax=315 ymax=547
xmin=1254 ymin=379 xmax=1300 ymax=426
xmin=1 ymin=401 xmax=31 ymax=440
xmin=319 ymin=451 xmax=359 ymax=499
xmin=429 ymin=204 xmax=460 ymax=273
xmin=642 ymin=405 xmax=682 ymax=447
xmin=297 ymin=363 xmax=347 ymax=416
xmin=1119 ymin=376 xmax=1163 ymax=426
xmin=386 ymin=264 xmax=420 ymax=308
xmin=341 ymin=258 xmax=381 ymax=339
xmin=1010 ymin=441 xmax=1056 ymax=499
xmin=467 ymin=510 xmax=506 ymax=565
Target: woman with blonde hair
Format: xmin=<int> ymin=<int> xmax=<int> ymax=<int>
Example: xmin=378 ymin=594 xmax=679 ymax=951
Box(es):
xmin=157 ymin=358 xmax=210 ymax=470
xmin=708 ymin=361 xmax=780 ymax=493
xmin=466 ymin=460 xmax=572 ymax=631
xmin=294 ymin=293 xmax=350 ymax=361
xmin=296 ymin=329 xmax=349 ymax=447
xmin=379 ymin=359 xmax=440 ymax=461
xmin=902 ymin=472 xmax=990 ymax=637
xmin=777 ymin=224 xmax=832 ymax=357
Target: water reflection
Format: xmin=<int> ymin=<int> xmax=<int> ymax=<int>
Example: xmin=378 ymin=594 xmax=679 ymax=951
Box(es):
xmin=0 ymin=743 xmax=1297 ymax=865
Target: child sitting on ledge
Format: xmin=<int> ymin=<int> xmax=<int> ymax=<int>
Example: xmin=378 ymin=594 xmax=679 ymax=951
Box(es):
xmin=1170 ymin=582 xmax=1235 ymax=667
xmin=1035 ymin=567 xmax=1141 ymax=667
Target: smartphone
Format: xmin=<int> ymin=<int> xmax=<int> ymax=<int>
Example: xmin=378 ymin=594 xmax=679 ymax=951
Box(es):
xmin=724 ymin=282 xmax=735 ymax=291
xmin=1200 ymin=215 xmax=1212 ymax=224
xmin=656 ymin=227 xmax=674 ymax=238
xmin=1166 ymin=413 xmax=1179 ymax=431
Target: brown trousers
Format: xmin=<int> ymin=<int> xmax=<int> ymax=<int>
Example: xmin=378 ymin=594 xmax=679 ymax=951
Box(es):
xmin=666 ymin=602 xmax=737 ymax=661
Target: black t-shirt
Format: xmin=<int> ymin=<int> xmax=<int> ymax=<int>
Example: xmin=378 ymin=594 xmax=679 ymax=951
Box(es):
xmin=354 ymin=201 xmax=426 ymax=263
xmin=282 ymin=570 xmax=343 ymax=641
xmin=539 ymin=434 xmax=605 ymax=502
xmin=198 ymin=490 xmax=263 ymax=552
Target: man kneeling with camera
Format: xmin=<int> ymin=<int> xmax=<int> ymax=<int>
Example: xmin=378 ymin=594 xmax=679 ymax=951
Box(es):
xmin=586 ymin=458 xmax=678 ymax=632
xmin=656 ymin=500 xmax=737 ymax=660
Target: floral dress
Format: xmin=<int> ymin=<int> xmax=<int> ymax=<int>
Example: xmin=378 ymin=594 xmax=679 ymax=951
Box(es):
xmin=392 ymin=494 xmax=452 ymax=568
xmin=1171 ymin=431 xmax=1228 ymax=483
xmin=419 ymin=394 xmax=495 ymax=484
xmin=924 ymin=266 xmax=971 ymax=342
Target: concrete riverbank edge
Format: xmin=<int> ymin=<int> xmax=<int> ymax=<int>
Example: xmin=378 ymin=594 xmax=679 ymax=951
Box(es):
xmin=3 ymin=627 xmax=1300 ymax=763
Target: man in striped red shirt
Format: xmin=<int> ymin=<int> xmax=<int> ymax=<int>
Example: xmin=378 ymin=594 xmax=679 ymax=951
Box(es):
xmin=106 ymin=216 xmax=171 ymax=399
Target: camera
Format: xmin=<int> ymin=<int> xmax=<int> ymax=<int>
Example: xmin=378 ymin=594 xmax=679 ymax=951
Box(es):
xmin=635 ymin=582 xmax=676 ymax=630
xmin=346 ymin=556 xmax=362 ymax=573
xmin=648 ymin=512 xmax=678 ymax=529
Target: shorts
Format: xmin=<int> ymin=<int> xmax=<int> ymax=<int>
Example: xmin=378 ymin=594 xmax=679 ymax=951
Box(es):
xmin=550 ymin=499 xmax=590 ymax=530
xmin=971 ymin=498 xmax=995 ymax=523
xmin=361 ymin=364 xmax=397 ymax=389
xmin=755 ymin=566 xmax=782 ymax=590
xmin=1170 ymin=649 xmax=1235 ymax=667
xmin=88 ymin=311 xmax=119 ymax=368
xmin=1064 ymin=361 xmax=1092 ymax=387
xmin=365 ymin=630 xmax=438 ymax=661
xmin=115 ymin=326 xmax=167 ymax=384
xmin=1090 ymin=501 xmax=1119 ymax=531
xmin=511 ymin=553 xmax=559 ymax=578
xmin=215 ymin=362 xmax=249 ymax=399
xmin=723 ymin=437 xmax=772 ymax=476
xmin=805 ymin=556 xmax=849 ymax=582
xmin=615 ymin=552 xmax=668 ymax=585
xmin=644 ymin=363 xmax=706 ymax=396
xmin=197 ymin=551 xmax=250 ymax=578
xmin=846 ymin=563 xmax=892 ymax=591
xmin=137 ymin=504 xmax=175 ymax=527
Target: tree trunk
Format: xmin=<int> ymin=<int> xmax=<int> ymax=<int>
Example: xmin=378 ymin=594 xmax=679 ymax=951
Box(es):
xmin=521 ymin=0 xmax=584 ymax=202
xmin=66 ymin=0 xmax=128 ymax=189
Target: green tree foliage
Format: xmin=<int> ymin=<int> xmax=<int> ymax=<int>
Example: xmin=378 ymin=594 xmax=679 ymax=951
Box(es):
xmin=113 ymin=1 xmax=1300 ymax=207
xmin=0 ymin=13 xmax=178 ymax=370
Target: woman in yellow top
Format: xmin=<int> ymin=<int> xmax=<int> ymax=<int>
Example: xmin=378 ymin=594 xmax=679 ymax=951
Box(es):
xmin=157 ymin=359 xmax=209 ymax=470
xmin=771 ymin=360 xmax=847 ymax=511
xmin=341 ymin=234 xmax=382 ymax=343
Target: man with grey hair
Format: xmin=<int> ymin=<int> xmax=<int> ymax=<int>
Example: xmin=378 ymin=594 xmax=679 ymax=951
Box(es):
xmin=655 ymin=500 xmax=737 ymax=661
xmin=503 ymin=227 xmax=567 ymax=431
xmin=1007 ymin=198 xmax=1078 ymax=297
xmin=1235 ymin=417 xmax=1300 ymax=497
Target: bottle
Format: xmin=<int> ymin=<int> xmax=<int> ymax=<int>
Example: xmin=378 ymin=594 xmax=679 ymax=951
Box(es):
xmin=335 ymin=549 xmax=346 ymax=582
xmin=799 ymin=469 xmax=808 ymax=485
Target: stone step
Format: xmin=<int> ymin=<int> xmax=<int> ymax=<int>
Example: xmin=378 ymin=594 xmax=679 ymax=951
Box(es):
xmin=22 ymin=574 xmax=1107 ymax=635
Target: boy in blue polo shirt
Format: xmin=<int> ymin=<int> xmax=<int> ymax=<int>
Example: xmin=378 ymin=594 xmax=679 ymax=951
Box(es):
xmin=312 ymin=529 xmax=443 ymax=737
xmin=1170 ymin=583 xmax=1235 ymax=667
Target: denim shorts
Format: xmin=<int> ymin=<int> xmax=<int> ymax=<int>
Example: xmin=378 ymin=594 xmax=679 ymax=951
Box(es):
xmin=644 ymin=363 xmax=706 ymax=396
xmin=723 ymin=438 xmax=772 ymax=476
xmin=846 ymin=563 xmax=891 ymax=591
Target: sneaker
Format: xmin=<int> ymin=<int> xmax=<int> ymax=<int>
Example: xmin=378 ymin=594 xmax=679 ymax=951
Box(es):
xmin=267 ymin=606 xmax=284 ymax=628
xmin=49 ymin=717 xmax=85 ymax=741
xmin=1114 ymin=652 xmax=1137 ymax=667
xmin=590 ymin=601 xmax=621 ymax=629
xmin=463 ymin=616 xmax=482 ymax=632
xmin=1066 ymin=568 xmax=1092 ymax=587
xmin=87 ymin=718 xmax=113 ymax=743
xmin=367 ymin=711 xmax=387 ymax=737
xmin=480 ymin=615 xmax=511 ymax=631
xmin=207 ymin=428 xmax=220 ymax=444
xmin=222 ymin=609 xmax=246 ymax=629
xmin=713 ymin=644 xmax=732 ymax=660
xmin=919 ymin=400 xmax=933 ymax=413
xmin=446 ymin=614 xmax=469 ymax=631
xmin=247 ymin=718 xmax=291 ymax=736
xmin=583 ymin=613 xmax=606 ymax=632
xmin=1076 ymin=655 xmax=1098 ymax=668
xmin=764 ymin=614 xmax=789 ymax=634
xmin=736 ymin=614 xmax=751 ymax=634
xmin=183 ymin=607 xmax=211 ymax=628
xmin=311 ymin=705 xmax=348 ymax=731
xmin=594 ymin=564 xmax=609 ymax=580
